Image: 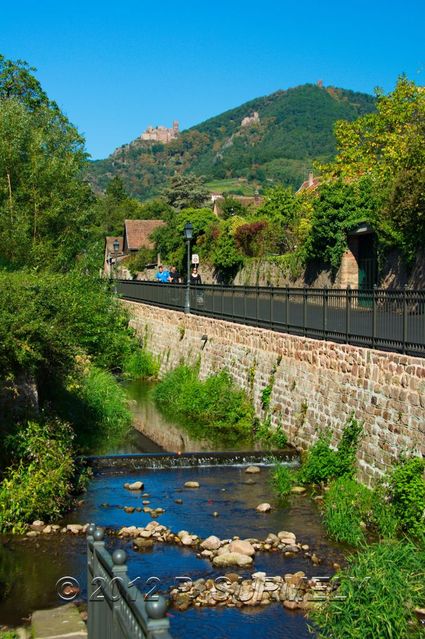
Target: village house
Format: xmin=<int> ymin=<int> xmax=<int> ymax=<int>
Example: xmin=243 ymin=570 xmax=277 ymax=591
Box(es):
xmin=104 ymin=219 xmax=165 ymax=278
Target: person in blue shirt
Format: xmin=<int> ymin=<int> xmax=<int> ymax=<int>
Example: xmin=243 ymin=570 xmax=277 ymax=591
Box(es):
xmin=155 ymin=265 xmax=169 ymax=283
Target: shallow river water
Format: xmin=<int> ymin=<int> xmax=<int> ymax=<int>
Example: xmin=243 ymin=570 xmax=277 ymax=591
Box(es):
xmin=0 ymin=382 xmax=347 ymax=638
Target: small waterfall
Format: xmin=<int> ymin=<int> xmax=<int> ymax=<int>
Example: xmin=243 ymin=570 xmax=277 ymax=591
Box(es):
xmin=84 ymin=449 xmax=300 ymax=472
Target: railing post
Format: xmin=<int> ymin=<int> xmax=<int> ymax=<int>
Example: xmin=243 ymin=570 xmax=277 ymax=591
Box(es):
xmin=270 ymin=287 xmax=274 ymax=329
xmin=87 ymin=524 xmax=96 ymax=639
xmin=285 ymin=285 xmax=289 ymax=331
xmin=372 ymin=285 xmax=377 ymax=349
xmin=90 ymin=526 xmax=106 ymax=639
xmin=402 ymin=284 xmax=408 ymax=354
xmin=111 ymin=549 xmax=128 ymax=638
xmin=243 ymin=286 xmax=247 ymax=322
xmin=323 ymin=286 xmax=328 ymax=339
xmin=256 ymin=286 xmax=259 ymax=327
xmin=345 ymin=285 xmax=351 ymax=344
xmin=232 ymin=285 xmax=235 ymax=321
xmin=303 ymin=286 xmax=307 ymax=337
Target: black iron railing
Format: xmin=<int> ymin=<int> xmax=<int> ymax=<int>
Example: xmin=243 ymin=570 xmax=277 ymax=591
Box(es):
xmin=116 ymin=280 xmax=425 ymax=358
xmin=87 ymin=525 xmax=172 ymax=639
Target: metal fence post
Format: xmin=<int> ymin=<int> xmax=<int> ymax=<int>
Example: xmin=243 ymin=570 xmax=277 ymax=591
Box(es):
xmin=323 ymin=286 xmax=328 ymax=339
xmin=345 ymin=286 xmax=351 ymax=344
xmin=372 ymin=285 xmax=377 ymax=349
xmin=402 ymin=285 xmax=408 ymax=354
xmin=303 ymin=287 xmax=307 ymax=337
xmin=111 ymin=549 xmax=128 ymax=638
xmin=270 ymin=287 xmax=274 ymax=329
xmin=256 ymin=287 xmax=259 ymax=327
xmin=285 ymin=285 xmax=289 ymax=331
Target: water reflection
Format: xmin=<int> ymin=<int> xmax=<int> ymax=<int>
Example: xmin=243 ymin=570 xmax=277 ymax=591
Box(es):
xmin=124 ymin=380 xmax=265 ymax=454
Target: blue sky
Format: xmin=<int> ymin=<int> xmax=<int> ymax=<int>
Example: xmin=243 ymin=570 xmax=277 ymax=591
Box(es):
xmin=2 ymin=0 xmax=424 ymax=159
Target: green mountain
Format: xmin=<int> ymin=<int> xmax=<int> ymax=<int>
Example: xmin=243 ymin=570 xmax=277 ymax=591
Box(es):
xmin=87 ymin=83 xmax=376 ymax=199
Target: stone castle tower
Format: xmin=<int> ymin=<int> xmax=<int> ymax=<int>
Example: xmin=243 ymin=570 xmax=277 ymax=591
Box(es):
xmin=140 ymin=121 xmax=180 ymax=144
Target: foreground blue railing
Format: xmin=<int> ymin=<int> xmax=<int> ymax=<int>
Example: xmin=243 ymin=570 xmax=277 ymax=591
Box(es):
xmin=115 ymin=280 xmax=425 ymax=358
xmin=87 ymin=525 xmax=172 ymax=639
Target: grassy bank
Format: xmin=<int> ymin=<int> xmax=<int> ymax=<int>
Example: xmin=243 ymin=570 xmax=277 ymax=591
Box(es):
xmin=0 ymin=270 xmax=156 ymax=532
xmin=271 ymin=417 xmax=425 ymax=638
xmin=153 ymin=364 xmax=255 ymax=444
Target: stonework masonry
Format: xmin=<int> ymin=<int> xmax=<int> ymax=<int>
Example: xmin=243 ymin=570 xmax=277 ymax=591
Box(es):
xmin=124 ymin=301 xmax=425 ymax=486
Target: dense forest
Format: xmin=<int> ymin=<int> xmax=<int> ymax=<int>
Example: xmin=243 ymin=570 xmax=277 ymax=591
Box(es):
xmin=87 ymin=84 xmax=376 ymax=199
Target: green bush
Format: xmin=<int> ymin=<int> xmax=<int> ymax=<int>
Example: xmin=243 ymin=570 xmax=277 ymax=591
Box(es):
xmin=123 ymin=349 xmax=159 ymax=379
xmin=153 ymin=364 xmax=254 ymax=444
xmin=62 ymin=364 xmax=132 ymax=453
xmin=0 ymin=419 xmax=76 ymax=533
xmin=310 ymin=539 xmax=425 ymax=639
xmin=386 ymin=457 xmax=425 ymax=537
xmin=299 ymin=416 xmax=362 ymax=484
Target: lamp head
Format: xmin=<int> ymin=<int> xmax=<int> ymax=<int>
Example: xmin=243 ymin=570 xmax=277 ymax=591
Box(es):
xmin=183 ymin=222 xmax=193 ymax=240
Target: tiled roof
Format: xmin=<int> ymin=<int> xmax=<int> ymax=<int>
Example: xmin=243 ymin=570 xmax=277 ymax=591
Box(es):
xmin=296 ymin=177 xmax=320 ymax=193
xmin=124 ymin=219 xmax=165 ymax=251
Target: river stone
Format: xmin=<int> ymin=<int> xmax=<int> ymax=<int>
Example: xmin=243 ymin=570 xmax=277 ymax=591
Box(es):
xmin=283 ymin=600 xmax=299 ymax=610
xmin=124 ymin=506 xmax=135 ymax=514
xmin=175 ymin=498 xmax=183 ymax=504
xmin=244 ymin=478 xmax=256 ymax=484
xmin=245 ymin=466 xmax=261 ymax=474
xmin=291 ymin=486 xmax=306 ymax=494
xmin=125 ymin=481 xmax=144 ymax=491
xmin=212 ymin=511 xmax=219 ymax=517
xmin=201 ymin=535 xmax=221 ymax=551
xmin=133 ymin=538 xmax=154 ymax=550
xmin=213 ymin=552 xmax=253 ymax=568
xmin=31 ymin=520 xmax=45 ymax=531
xmin=67 ymin=524 xmax=83 ymax=534
xmin=228 ymin=540 xmax=255 ymax=556
xmin=256 ymin=503 xmax=272 ymax=512
xmin=184 ymin=481 xmax=200 ymax=488
xmin=278 ymin=531 xmax=296 ymax=543
xmin=26 ymin=530 xmax=39 ymax=537
xmin=42 ymin=525 xmax=53 ymax=534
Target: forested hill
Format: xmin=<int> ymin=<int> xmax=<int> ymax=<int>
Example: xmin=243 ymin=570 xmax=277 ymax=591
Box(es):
xmin=87 ymin=83 xmax=376 ymax=199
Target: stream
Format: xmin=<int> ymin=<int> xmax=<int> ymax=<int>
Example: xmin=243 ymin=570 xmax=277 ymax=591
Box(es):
xmin=0 ymin=381 xmax=347 ymax=638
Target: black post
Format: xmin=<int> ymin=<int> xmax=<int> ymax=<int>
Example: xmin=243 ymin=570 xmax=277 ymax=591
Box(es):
xmin=184 ymin=238 xmax=191 ymax=314
xmin=285 ymin=285 xmax=289 ymax=331
xmin=323 ymin=286 xmax=328 ymax=339
xmin=372 ymin=285 xmax=377 ymax=348
xmin=303 ymin=287 xmax=307 ymax=337
xmin=270 ymin=287 xmax=274 ymax=330
xmin=402 ymin=285 xmax=408 ymax=354
xmin=345 ymin=286 xmax=351 ymax=343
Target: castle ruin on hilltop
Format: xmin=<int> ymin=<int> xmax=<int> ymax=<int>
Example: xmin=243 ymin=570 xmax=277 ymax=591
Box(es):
xmin=140 ymin=121 xmax=179 ymax=143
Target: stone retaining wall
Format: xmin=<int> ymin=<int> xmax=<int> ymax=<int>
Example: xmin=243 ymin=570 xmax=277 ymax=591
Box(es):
xmin=124 ymin=301 xmax=425 ymax=486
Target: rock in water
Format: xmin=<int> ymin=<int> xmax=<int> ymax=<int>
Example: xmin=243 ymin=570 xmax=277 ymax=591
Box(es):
xmin=201 ymin=535 xmax=221 ymax=551
xmin=245 ymin=466 xmax=261 ymax=474
xmin=256 ymin=503 xmax=272 ymax=512
xmin=125 ymin=481 xmax=144 ymax=491
xmin=184 ymin=481 xmax=200 ymax=488
xmin=228 ymin=540 xmax=255 ymax=556
xmin=213 ymin=552 xmax=253 ymax=568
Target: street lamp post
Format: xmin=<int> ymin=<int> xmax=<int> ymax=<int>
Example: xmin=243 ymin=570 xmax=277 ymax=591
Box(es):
xmin=183 ymin=222 xmax=193 ymax=314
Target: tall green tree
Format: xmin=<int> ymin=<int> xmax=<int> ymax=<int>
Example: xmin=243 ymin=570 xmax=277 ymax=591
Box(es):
xmin=163 ymin=173 xmax=210 ymax=210
xmin=0 ymin=55 xmax=93 ymax=269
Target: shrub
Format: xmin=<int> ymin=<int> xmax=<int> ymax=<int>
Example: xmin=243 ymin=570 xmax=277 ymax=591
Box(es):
xmin=386 ymin=457 xmax=425 ymax=537
xmin=64 ymin=365 xmax=132 ymax=453
xmin=0 ymin=419 xmax=76 ymax=533
xmin=123 ymin=349 xmax=159 ymax=379
xmin=310 ymin=539 xmax=425 ymax=639
xmin=299 ymin=416 xmax=362 ymax=484
xmin=153 ymin=365 xmax=255 ymax=444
